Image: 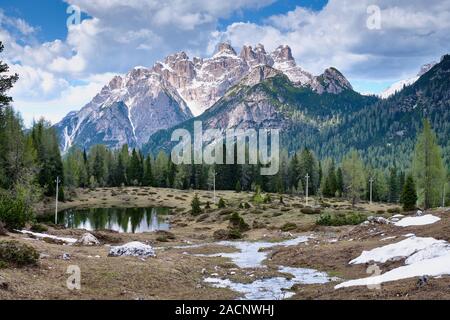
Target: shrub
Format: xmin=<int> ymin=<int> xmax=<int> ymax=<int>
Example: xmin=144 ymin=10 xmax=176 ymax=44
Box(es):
xmin=316 ymin=212 xmax=367 ymax=226
xmin=205 ymin=201 xmax=211 ymax=209
xmin=0 ymin=193 xmax=34 ymax=230
xmin=387 ymin=207 xmax=402 ymax=214
xmin=252 ymin=185 xmax=264 ymax=204
xmin=30 ymin=223 xmax=48 ymax=233
xmin=0 ymin=222 xmax=7 ymax=236
xmin=217 ymin=197 xmax=226 ymax=209
xmin=281 ymin=222 xmax=297 ymax=232
xmin=0 ymin=240 xmax=39 ymax=267
xmin=301 ymin=207 xmax=321 ymax=215
xmin=191 ymin=193 xmax=202 ymax=216
xmin=239 ymin=202 xmax=251 ymax=209
xmin=263 ymin=194 xmax=272 ymax=204
xmin=227 ymin=229 xmax=243 ymax=239
xmin=229 ymin=213 xmax=250 ymax=232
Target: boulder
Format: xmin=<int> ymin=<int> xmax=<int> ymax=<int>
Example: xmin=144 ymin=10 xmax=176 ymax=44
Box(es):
xmin=76 ymin=233 xmax=100 ymax=246
xmin=108 ymin=242 xmax=155 ymax=258
xmin=367 ymin=216 xmax=391 ymax=225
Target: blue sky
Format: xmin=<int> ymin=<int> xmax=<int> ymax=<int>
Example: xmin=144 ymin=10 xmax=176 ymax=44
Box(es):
xmin=1 ymin=0 xmax=449 ymax=125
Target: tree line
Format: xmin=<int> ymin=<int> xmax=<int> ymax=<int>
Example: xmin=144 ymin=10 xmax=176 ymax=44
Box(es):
xmin=63 ymin=119 xmax=449 ymax=210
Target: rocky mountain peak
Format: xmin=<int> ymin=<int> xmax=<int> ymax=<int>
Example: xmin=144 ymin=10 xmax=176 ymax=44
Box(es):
xmin=313 ymin=67 xmax=353 ymax=94
xmin=215 ymin=42 xmax=237 ymax=56
xmin=255 ymin=43 xmax=266 ymax=54
xmin=240 ymin=45 xmax=257 ymax=61
xmin=271 ymin=45 xmax=294 ymax=63
xmin=417 ymin=61 xmax=437 ymax=77
xmin=240 ymin=65 xmax=282 ymax=87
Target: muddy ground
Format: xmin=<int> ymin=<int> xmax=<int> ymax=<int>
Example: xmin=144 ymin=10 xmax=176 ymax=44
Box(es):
xmin=1 ymin=187 xmax=449 ymax=300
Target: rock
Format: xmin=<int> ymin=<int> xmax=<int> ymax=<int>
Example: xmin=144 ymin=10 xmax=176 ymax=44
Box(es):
xmin=417 ymin=275 xmax=428 ymax=288
xmin=416 ymin=210 xmax=423 ymax=216
xmin=39 ymin=253 xmax=50 ymax=259
xmin=108 ymin=242 xmax=156 ymax=258
xmin=367 ymin=216 xmax=391 ymax=225
xmin=61 ymin=253 xmax=71 ymax=260
xmin=76 ymin=233 xmax=100 ymax=246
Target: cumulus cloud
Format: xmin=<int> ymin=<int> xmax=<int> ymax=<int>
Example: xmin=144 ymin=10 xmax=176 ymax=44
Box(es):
xmin=215 ymin=0 xmax=450 ymax=80
xmin=1 ymin=0 xmax=450 ymax=124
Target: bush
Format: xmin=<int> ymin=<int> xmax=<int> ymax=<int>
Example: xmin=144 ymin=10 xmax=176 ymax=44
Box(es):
xmin=301 ymin=207 xmax=321 ymax=215
xmin=239 ymin=202 xmax=251 ymax=209
xmin=281 ymin=222 xmax=297 ymax=232
xmin=252 ymin=185 xmax=264 ymax=204
xmin=263 ymin=194 xmax=272 ymax=204
xmin=217 ymin=197 xmax=226 ymax=209
xmin=0 ymin=193 xmax=34 ymax=230
xmin=227 ymin=229 xmax=243 ymax=239
xmin=229 ymin=213 xmax=250 ymax=232
xmin=387 ymin=207 xmax=402 ymax=214
xmin=30 ymin=223 xmax=48 ymax=233
xmin=0 ymin=240 xmax=39 ymax=267
xmin=316 ymin=212 xmax=367 ymax=226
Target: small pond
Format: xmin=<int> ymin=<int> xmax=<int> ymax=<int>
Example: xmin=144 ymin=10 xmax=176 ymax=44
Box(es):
xmin=41 ymin=207 xmax=170 ymax=233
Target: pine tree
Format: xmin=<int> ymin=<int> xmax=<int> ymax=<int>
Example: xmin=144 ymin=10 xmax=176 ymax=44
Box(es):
xmin=401 ymin=174 xmax=417 ymax=211
xmin=412 ymin=119 xmax=446 ymax=209
xmin=0 ymin=42 xmax=19 ymax=109
xmin=341 ymin=149 xmax=366 ymax=206
xmin=128 ymin=148 xmax=143 ymax=185
xmin=235 ymin=180 xmax=242 ymax=193
xmin=143 ymin=155 xmax=154 ymax=187
xmin=336 ymin=167 xmax=344 ymax=197
xmin=191 ymin=193 xmax=202 ymax=216
xmin=388 ymin=167 xmax=399 ymax=203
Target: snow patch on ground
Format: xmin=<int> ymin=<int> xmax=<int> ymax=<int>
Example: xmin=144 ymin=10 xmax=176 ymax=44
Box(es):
xmin=19 ymin=230 xmax=77 ymax=244
xmin=394 ymin=214 xmax=440 ymax=227
xmin=349 ymin=236 xmax=448 ymax=264
xmin=336 ymin=236 xmax=450 ymax=289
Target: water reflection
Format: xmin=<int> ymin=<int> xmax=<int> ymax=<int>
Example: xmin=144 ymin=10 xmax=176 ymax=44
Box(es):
xmin=57 ymin=207 xmax=170 ymax=233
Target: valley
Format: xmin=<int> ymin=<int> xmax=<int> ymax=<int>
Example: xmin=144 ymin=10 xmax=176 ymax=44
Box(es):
xmin=1 ymin=187 xmax=449 ymax=300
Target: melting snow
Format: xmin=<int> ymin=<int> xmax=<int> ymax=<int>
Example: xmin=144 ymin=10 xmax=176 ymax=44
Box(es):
xmin=198 ymin=236 xmax=310 ymax=268
xmin=394 ymin=214 xmax=441 ymax=227
xmin=349 ymin=236 xmax=448 ymax=264
xmin=336 ymin=236 xmax=450 ymax=289
xmin=204 ymin=265 xmax=333 ymax=300
xmin=19 ymin=230 xmax=77 ymax=244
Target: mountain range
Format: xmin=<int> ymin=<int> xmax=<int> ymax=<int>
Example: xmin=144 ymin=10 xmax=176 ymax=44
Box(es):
xmin=55 ymin=44 xmax=450 ymax=169
xmin=55 ymin=43 xmax=354 ymax=152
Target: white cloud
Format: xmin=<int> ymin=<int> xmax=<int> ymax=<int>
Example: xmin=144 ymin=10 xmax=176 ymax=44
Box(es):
xmin=2 ymin=0 xmax=450 ymax=123
xmin=215 ymin=0 xmax=450 ymax=81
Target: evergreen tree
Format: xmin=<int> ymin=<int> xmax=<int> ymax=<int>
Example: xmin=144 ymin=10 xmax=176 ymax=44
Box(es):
xmin=235 ymin=180 xmax=242 ymax=193
xmin=143 ymin=155 xmax=154 ymax=187
xmin=128 ymin=148 xmax=143 ymax=185
xmin=191 ymin=193 xmax=202 ymax=216
xmin=341 ymin=149 xmax=366 ymax=206
xmin=0 ymin=42 xmax=18 ymax=109
xmin=412 ymin=119 xmax=446 ymax=208
xmin=388 ymin=167 xmax=399 ymax=203
xmin=401 ymin=174 xmax=417 ymax=211
xmin=336 ymin=167 xmax=344 ymax=197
